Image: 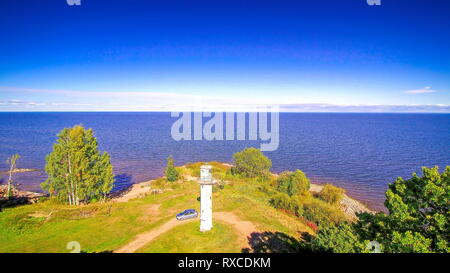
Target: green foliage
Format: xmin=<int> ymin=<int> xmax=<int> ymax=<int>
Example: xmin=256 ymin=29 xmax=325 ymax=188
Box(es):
xmin=41 ymin=125 xmax=114 ymax=205
xmin=318 ymin=184 xmax=345 ymax=204
xmin=302 ymin=198 xmax=347 ymax=226
xmin=269 ymin=192 xmax=303 ymax=217
xmin=165 ymin=155 xmax=180 ymax=182
xmin=152 ymin=177 xmax=168 ymax=189
xmin=276 ymin=170 xmax=310 ymax=196
xmin=354 ymin=166 xmax=450 ymax=253
xmin=212 ymin=179 xmax=226 ymax=192
xmin=390 ymin=231 xmax=433 ymax=253
xmin=232 ymin=148 xmax=272 ymax=178
xmin=8 ymin=213 xmax=45 ymax=234
xmin=266 ymin=167 xmax=345 ymax=227
xmin=0 ymin=168 xmax=312 ymax=253
xmin=258 ymin=180 xmax=278 ymax=195
xmin=309 ymin=223 xmax=368 ymax=253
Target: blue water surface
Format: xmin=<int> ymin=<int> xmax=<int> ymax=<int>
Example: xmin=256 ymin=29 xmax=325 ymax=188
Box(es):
xmin=0 ymin=112 xmax=448 ymax=211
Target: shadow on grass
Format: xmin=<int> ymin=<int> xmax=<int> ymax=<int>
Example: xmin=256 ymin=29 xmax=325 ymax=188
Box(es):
xmin=0 ymin=196 xmax=38 ymax=210
xmin=241 ymin=231 xmax=319 ymax=253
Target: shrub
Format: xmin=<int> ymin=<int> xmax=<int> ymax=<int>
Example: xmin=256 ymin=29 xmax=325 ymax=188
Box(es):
xmin=318 ymin=184 xmax=345 ymax=205
xmin=270 ymin=192 xmax=291 ymax=208
xmin=303 ymin=198 xmax=347 ymax=226
xmin=152 ymin=178 xmax=167 ymax=189
xmin=212 ymin=179 xmax=226 ymax=192
xmin=165 ymin=155 xmax=179 ymax=182
xmin=232 ymin=148 xmax=272 ymax=178
xmin=276 ymin=170 xmax=310 ymax=196
xmin=270 ymin=192 xmax=303 ymax=217
xmin=258 ymin=180 xmax=277 ymax=195
xmin=8 ymin=213 xmax=45 ymax=234
xmin=309 ymin=223 xmax=368 ymax=253
xmin=306 ymin=221 xmax=318 ymax=232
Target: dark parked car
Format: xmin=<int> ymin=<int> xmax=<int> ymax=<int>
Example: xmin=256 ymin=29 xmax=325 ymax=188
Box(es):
xmin=176 ymin=209 xmax=198 ymax=220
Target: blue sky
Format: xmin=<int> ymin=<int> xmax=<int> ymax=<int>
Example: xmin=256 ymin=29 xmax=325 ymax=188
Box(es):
xmin=0 ymin=0 xmax=449 ymax=112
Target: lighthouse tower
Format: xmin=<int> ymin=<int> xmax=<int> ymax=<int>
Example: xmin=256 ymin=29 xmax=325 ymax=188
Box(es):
xmin=199 ymin=165 xmax=216 ymax=232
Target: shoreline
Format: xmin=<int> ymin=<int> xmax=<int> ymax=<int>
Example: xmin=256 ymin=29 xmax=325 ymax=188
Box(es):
xmin=0 ymin=185 xmax=47 ymax=206
xmin=1 ymin=162 xmax=377 ymax=216
xmin=0 ymin=168 xmax=41 ymax=175
xmin=4 ymin=170 xmax=382 ymax=212
xmin=111 ymin=163 xmax=376 ymax=219
xmin=111 ymin=180 xmax=374 ymax=220
xmin=309 ymin=183 xmax=374 ymax=219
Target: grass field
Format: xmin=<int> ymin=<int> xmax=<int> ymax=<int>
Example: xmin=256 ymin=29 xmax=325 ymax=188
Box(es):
xmin=137 ymin=220 xmax=242 ymax=253
xmin=0 ymin=162 xmax=315 ymax=253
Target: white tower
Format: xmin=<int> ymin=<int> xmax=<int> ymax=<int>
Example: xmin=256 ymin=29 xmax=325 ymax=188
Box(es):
xmin=199 ymin=165 xmax=216 ymax=232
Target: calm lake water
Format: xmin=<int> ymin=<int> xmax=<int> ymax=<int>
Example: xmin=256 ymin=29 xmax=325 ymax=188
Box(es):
xmin=0 ymin=112 xmax=449 ymax=211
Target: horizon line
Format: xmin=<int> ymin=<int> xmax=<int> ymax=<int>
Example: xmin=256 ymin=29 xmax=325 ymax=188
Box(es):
xmin=1 ymin=110 xmax=449 ymax=114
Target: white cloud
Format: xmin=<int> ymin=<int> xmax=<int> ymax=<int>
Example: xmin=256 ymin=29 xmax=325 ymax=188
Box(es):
xmin=404 ymin=86 xmax=437 ymax=94
xmin=0 ymin=99 xmax=448 ymax=112
xmin=1 ymin=86 xmax=449 ymax=112
xmin=278 ymin=103 xmax=449 ymax=113
xmin=0 ymin=85 xmax=276 ymax=110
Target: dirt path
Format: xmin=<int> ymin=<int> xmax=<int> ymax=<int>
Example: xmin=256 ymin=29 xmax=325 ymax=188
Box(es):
xmin=213 ymin=212 xmax=258 ymax=248
xmin=115 ymin=217 xmax=195 ymax=253
xmin=115 ymin=211 xmax=258 ymax=253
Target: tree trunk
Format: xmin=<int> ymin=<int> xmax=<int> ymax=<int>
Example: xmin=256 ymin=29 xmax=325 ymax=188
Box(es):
xmin=6 ymin=161 xmax=14 ymax=199
xmin=66 ymin=155 xmax=73 ymax=205
xmin=68 ymin=155 xmax=77 ymax=205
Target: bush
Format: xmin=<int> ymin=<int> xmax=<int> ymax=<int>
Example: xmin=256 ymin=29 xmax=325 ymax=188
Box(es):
xmin=152 ymin=178 xmax=167 ymax=189
xmin=270 ymin=192 xmax=291 ymax=209
xmin=309 ymin=223 xmax=368 ymax=253
xmin=270 ymin=192 xmax=303 ymax=217
xmin=258 ymin=180 xmax=277 ymax=195
xmin=306 ymin=221 xmax=318 ymax=232
xmin=165 ymin=155 xmax=180 ymax=182
xmin=303 ymin=198 xmax=347 ymax=226
xmin=276 ymin=170 xmax=310 ymax=196
xmin=232 ymin=148 xmax=272 ymax=178
xmin=212 ymin=180 xmax=226 ymax=192
xmin=318 ymin=184 xmax=345 ymax=205
xmin=8 ymin=213 xmax=45 ymax=234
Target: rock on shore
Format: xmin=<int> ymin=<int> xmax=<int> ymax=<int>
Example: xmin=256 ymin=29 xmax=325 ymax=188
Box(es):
xmin=0 ymin=185 xmax=47 ymax=206
xmin=309 ymin=183 xmax=374 ymax=219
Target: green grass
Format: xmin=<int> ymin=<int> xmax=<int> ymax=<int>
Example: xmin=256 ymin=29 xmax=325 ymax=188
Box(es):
xmin=137 ymin=220 xmax=242 ymax=253
xmin=0 ymin=181 xmax=200 ymax=253
xmin=0 ymin=162 xmax=317 ymax=253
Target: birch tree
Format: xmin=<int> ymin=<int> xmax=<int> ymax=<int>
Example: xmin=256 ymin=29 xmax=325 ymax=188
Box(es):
xmin=41 ymin=125 xmax=114 ymax=205
xmin=4 ymin=154 xmax=20 ymax=199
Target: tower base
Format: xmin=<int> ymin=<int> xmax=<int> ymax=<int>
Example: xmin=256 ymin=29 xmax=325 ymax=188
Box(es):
xmin=200 ymin=219 xmax=212 ymax=232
